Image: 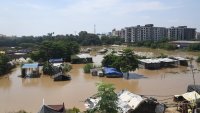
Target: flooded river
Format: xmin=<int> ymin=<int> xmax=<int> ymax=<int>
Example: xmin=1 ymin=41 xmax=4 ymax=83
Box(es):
xmin=0 ymin=47 xmax=200 ymax=113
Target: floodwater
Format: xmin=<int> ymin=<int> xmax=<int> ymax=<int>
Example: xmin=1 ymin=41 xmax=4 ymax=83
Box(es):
xmin=0 ymin=47 xmax=200 ymax=113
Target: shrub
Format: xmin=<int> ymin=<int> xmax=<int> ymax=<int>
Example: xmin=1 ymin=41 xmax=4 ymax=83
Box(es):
xmin=83 ymin=63 xmax=93 ymax=73
xmin=197 ymin=56 xmax=200 ymax=63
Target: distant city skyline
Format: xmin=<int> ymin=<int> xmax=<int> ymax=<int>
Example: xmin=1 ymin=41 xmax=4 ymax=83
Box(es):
xmin=0 ymin=0 xmax=199 ymax=36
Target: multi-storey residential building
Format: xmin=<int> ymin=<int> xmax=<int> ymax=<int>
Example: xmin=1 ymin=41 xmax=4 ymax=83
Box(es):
xmin=168 ymin=26 xmax=196 ymax=40
xmin=112 ymin=24 xmax=196 ymax=42
xmin=196 ymin=32 xmax=200 ymax=40
xmin=123 ymin=24 xmax=167 ymax=42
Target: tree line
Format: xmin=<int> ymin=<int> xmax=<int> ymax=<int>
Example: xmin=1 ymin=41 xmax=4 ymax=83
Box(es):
xmin=0 ymin=31 xmax=124 ymax=48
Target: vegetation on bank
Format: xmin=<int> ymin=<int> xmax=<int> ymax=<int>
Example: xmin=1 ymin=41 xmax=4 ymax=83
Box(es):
xmin=30 ymin=40 xmax=80 ymax=62
xmin=188 ymin=43 xmax=200 ymax=51
xmin=0 ymin=31 xmax=123 ymax=48
xmin=130 ymin=38 xmax=177 ymax=50
xmin=0 ymin=54 xmax=14 ymax=75
xmin=197 ymin=56 xmax=200 ymax=63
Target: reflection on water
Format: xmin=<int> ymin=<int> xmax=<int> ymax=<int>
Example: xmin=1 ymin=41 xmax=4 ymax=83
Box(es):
xmin=0 ymin=47 xmax=200 ymax=113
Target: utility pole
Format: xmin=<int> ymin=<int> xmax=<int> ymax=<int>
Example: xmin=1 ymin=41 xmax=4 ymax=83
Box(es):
xmin=190 ymin=60 xmax=196 ymax=86
xmin=94 ymin=24 xmax=96 ymax=34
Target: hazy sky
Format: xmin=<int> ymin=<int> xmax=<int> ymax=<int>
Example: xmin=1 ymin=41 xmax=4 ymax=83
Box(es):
xmin=0 ymin=0 xmax=199 ymax=36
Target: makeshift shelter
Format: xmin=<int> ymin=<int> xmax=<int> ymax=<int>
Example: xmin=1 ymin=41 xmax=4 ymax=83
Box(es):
xmin=85 ymin=90 xmax=165 ymax=113
xmin=71 ymin=54 xmax=93 ymax=64
xmin=38 ymin=103 xmax=66 ymax=113
xmin=49 ymin=58 xmax=64 ymax=67
xmin=139 ymin=58 xmax=178 ymax=70
xmin=103 ymin=67 xmax=123 ymax=78
xmin=21 ymin=63 xmax=40 ymax=78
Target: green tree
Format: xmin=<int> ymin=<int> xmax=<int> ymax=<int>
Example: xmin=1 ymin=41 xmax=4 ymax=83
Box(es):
xmin=95 ymin=82 xmax=118 ymax=113
xmin=0 ymin=54 xmax=11 ymax=75
xmin=119 ymin=48 xmax=138 ymax=78
xmin=101 ymin=53 xmax=121 ymax=70
xmin=42 ymin=61 xmax=54 ymax=75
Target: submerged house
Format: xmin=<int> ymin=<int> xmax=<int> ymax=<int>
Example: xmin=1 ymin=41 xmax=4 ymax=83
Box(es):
xmin=38 ymin=103 xmax=66 ymax=113
xmin=71 ymin=54 xmax=93 ymax=64
xmin=103 ymin=67 xmax=123 ymax=78
xmin=85 ymin=90 xmax=165 ymax=113
xmin=21 ymin=63 xmax=40 ymax=78
xmin=170 ymin=57 xmax=189 ymax=66
xmin=139 ymin=58 xmax=178 ymax=69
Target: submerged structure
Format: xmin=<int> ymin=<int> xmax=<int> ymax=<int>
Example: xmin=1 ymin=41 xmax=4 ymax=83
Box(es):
xmin=21 ymin=63 xmax=40 ymax=78
xmin=71 ymin=54 xmax=93 ymax=64
xmin=139 ymin=57 xmax=189 ymax=69
xmin=38 ymin=103 xmax=66 ymax=113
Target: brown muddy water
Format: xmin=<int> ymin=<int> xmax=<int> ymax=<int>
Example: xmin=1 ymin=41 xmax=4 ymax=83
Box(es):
xmin=0 ymin=47 xmax=200 ymax=113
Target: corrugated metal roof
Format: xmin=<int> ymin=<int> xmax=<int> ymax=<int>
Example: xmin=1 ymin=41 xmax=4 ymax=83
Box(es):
xmin=22 ymin=63 xmax=39 ymax=69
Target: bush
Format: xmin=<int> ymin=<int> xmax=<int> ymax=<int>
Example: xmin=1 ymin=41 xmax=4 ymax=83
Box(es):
xmin=197 ymin=56 xmax=200 ymax=63
xmin=83 ymin=63 xmax=93 ymax=73
xmin=66 ymin=107 xmax=80 ymax=113
xmin=42 ymin=61 xmax=54 ymax=75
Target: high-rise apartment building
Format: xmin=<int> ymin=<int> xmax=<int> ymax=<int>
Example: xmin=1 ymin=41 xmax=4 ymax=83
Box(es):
xmin=113 ymin=24 xmax=167 ymax=42
xmin=168 ymin=26 xmax=196 ymax=40
xmin=112 ymin=24 xmax=196 ymax=42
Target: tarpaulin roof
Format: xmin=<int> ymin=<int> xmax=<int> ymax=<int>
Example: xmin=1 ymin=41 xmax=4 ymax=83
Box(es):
xmin=49 ymin=58 xmax=63 ymax=63
xmin=22 ymin=63 xmax=39 ymax=69
xmin=103 ymin=67 xmax=123 ymax=76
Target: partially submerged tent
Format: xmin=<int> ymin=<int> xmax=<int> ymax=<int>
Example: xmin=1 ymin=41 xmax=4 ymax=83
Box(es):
xmin=38 ymin=103 xmax=65 ymax=113
xmin=174 ymin=91 xmax=200 ymax=102
xmin=103 ymin=67 xmax=123 ymax=78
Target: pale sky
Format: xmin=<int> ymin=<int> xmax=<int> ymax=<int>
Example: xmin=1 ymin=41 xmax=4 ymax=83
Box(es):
xmin=0 ymin=0 xmax=199 ymax=36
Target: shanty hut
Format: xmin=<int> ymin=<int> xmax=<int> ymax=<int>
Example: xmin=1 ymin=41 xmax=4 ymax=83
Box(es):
xmin=21 ymin=63 xmax=40 ymax=78
xmin=139 ymin=58 xmax=178 ymax=69
xmin=85 ymin=90 xmax=165 ymax=113
xmin=139 ymin=59 xmax=161 ymax=69
xmin=71 ymin=54 xmax=93 ymax=64
xmin=38 ymin=103 xmax=66 ymax=113
xmin=170 ymin=57 xmax=189 ymax=66
xmin=49 ymin=58 xmax=64 ymax=67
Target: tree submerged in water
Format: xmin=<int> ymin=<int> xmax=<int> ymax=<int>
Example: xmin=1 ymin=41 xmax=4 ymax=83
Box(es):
xmin=91 ymin=82 xmax=119 ymax=113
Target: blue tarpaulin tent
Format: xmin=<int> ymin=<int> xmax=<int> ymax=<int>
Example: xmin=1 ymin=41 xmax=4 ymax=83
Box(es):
xmin=49 ymin=58 xmax=63 ymax=63
xmin=103 ymin=67 xmax=123 ymax=78
xmin=22 ymin=63 xmax=39 ymax=69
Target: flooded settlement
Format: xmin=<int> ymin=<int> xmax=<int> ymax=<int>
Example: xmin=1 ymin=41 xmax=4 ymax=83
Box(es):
xmin=0 ymin=47 xmax=200 ymax=113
